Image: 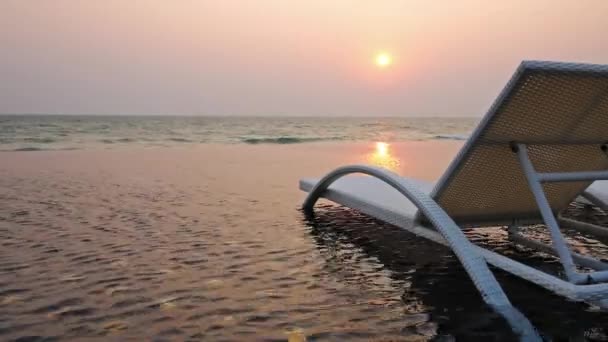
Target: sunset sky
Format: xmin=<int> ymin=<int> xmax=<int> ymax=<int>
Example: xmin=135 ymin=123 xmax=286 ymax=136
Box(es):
xmin=2 ymin=1 xmax=608 ymax=116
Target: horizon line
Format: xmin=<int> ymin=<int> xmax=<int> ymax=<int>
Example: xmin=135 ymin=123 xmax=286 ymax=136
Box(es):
xmin=0 ymin=113 xmax=481 ymax=118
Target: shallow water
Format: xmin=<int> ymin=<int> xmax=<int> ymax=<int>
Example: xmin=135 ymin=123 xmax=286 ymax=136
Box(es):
xmin=1 ymin=142 xmax=607 ymax=341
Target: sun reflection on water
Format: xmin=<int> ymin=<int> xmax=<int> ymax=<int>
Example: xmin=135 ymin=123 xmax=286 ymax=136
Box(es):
xmin=367 ymin=142 xmax=401 ymax=172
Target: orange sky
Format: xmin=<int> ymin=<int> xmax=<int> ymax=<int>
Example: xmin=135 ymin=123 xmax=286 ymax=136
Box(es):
xmin=1 ymin=1 xmax=608 ymax=116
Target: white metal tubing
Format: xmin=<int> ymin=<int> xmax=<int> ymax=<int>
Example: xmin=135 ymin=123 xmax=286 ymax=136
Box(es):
xmin=558 ymin=216 xmax=608 ymax=239
xmin=306 ymin=180 xmax=608 ymax=305
xmin=586 ymin=270 xmax=608 ymax=283
xmin=516 ymin=143 xmax=580 ymax=282
xmin=538 ymin=170 xmax=608 ymax=182
xmin=508 ymin=230 xmax=608 ymax=272
xmin=302 ymin=165 xmax=541 ymax=340
xmin=303 ymin=166 xmax=511 ymax=309
xmin=476 ymin=244 xmax=608 ymax=306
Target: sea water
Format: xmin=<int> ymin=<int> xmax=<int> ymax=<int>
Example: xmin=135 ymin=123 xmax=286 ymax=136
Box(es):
xmin=0 ymin=115 xmax=475 ymax=151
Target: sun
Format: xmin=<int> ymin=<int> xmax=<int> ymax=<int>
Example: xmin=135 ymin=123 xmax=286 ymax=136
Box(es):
xmin=374 ymin=52 xmax=392 ymax=68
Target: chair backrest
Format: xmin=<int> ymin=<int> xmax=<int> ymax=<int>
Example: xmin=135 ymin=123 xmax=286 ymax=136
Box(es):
xmin=431 ymin=61 xmax=608 ymax=226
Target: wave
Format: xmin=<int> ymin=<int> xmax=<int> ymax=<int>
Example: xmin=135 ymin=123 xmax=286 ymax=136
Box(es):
xmin=100 ymin=138 xmax=136 ymax=144
xmin=23 ymin=137 xmax=56 ymax=144
xmin=168 ymin=137 xmax=194 ymax=143
xmin=100 ymin=137 xmax=193 ymax=144
xmin=432 ymin=134 xmax=468 ymax=141
xmin=240 ymin=136 xmax=343 ymax=144
xmin=6 ymin=147 xmax=79 ymax=152
xmin=13 ymin=147 xmax=44 ymax=151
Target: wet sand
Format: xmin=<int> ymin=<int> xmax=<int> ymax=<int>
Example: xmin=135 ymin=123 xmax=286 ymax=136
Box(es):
xmin=1 ymin=142 xmax=607 ymax=341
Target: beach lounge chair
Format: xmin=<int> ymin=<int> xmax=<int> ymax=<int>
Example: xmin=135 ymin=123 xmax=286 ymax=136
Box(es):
xmin=583 ymin=181 xmax=608 ymax=211
xmin=299 ymin=61 xmax=608 ymax=340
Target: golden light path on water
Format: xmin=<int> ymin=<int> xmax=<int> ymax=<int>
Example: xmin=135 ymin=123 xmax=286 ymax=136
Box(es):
xmin=367 ymin=142 xmax=401 ymax=172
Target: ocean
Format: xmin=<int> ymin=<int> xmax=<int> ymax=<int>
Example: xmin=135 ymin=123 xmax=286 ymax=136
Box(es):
xmin=2 ymin=117 xmax=607 ymax=340
xmin=0 ymin=115 xmax=475 ymax=151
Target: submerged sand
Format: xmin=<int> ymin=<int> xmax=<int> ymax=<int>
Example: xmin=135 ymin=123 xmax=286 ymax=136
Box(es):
xmin=1 ymin=141 xmax=607 ymax=340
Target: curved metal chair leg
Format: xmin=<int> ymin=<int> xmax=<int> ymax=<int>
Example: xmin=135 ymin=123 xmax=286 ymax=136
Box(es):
xmin=303 ymin=165 xmax=540 ymax=341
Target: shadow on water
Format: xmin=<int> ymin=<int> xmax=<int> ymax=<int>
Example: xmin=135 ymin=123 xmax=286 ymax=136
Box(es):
xmin=302 ymin=204 xmax=608 ymax=341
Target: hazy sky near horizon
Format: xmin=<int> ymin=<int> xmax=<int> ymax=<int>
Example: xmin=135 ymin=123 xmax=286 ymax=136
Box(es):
xmin=2 ymin=1 xmax=608 ymax=116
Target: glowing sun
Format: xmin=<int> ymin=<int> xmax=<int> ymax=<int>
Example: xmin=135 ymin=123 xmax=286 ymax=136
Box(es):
xmin=374 ymin=52 xmax=392 ymax=68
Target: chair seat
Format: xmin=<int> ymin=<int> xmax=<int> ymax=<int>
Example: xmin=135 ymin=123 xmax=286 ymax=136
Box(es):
xmin=300 ymin=176 xmax=435 ymax=228
xmin=583 ymin=180 xmax=608 ymax=210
